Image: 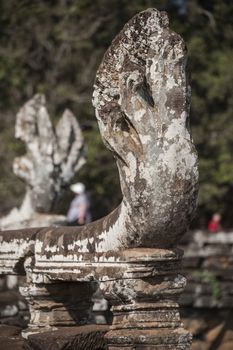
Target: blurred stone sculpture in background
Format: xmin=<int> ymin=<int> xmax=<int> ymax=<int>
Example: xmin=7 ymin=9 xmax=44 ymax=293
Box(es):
xmin=0 ymin=94 xmax=85 ymax=229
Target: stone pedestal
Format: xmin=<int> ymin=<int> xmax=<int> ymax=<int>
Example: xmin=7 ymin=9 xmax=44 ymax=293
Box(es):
xmin=99 ymin=248 xmax=192 ymax=349
xmin=20 ymin=280 xmax=97 ymax=338
xmin=16 ymin=248 xmax=191 ymax=348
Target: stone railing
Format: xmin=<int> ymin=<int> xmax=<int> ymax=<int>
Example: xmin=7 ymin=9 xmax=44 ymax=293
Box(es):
xmin=180 ymin=230 xmax=233 ymax=308
xmin=0 ymin=231 xmax=193 ymax=349
xmin=0 ymin=8 xmax=198 ymax=350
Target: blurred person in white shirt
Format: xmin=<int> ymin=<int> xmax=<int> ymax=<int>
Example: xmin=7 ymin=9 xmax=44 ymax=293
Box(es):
xmin=67 ymin=182 xmax=91 ymax=225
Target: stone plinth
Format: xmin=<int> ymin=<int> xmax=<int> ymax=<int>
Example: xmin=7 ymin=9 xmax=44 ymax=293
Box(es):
xmin=25 ymin=325 xmax=109 ymax=350
xmin=20 ymin=281 xmax=97 ymax=338
xmin=100 ymin=249 xmax=192 ymax=349
xmin=18 ymin=248 xmax=192 ymax=349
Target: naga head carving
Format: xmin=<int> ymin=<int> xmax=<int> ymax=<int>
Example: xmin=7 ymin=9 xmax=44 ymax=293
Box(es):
xmin=13 ymin=94 xmax=85 ymax=213
xmin=93 ymin=9 xmax=198 ymax=246
xmin=0 ymin=9 xmax=199 ymax=267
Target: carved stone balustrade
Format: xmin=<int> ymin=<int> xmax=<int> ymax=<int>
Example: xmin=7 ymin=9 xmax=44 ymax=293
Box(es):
xmin=0 ymin=8 xmax=198 ymax=350
xmin=0 ymin=228 xmax=192 ymax=348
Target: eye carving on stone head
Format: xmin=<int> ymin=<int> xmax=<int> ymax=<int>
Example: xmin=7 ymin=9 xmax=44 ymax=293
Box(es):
xmin=114 ymin=112 xmax=137 ymax=134
xmin=114 ymin=115 xmax=130 ymax=133
xmin=135 ymin=77 xmax=155 ymax=108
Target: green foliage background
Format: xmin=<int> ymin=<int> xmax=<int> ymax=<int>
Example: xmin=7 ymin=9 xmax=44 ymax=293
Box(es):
xmin=0 ymin=0 xmax=232 ymax=226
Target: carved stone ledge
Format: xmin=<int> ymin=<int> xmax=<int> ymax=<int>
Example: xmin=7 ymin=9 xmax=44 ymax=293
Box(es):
xmin=0 ymin=228 xmax=39 ymax=274
xmin=27 ymin=246 xmax=183 ymax=282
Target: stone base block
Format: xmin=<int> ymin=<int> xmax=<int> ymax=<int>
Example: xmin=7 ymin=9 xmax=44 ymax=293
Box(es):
xmin=24 ymin=325 xmax=109 ymax=350
xmin=106 ymin=328 xmax=192 ymax=349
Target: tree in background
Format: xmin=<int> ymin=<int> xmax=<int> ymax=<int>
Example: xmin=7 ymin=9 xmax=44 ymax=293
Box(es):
xmin=0 ymin=0 xmax=232 ymax=226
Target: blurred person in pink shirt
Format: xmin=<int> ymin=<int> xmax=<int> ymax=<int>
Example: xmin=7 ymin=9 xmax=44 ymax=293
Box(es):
xmin=208 ymin=213 xmax=222 ymax=233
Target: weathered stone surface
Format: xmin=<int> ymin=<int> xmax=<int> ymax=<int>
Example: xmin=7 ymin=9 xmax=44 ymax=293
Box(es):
xmin=0 ymin=246 xmax=190 ymax=349
xmin=92 ymin=7 xmax=198 ymax=250
xmin=25 ymin=247 xmax=183 ymax=283
xmin=97 ymin=249 xmax=191 ymax=349
xmin=0 ymin=325 xmax=108 ymax=350
xmin=0 ymin=228 xmax=40 ymax=274
xmin=24 ymin=325 xmax=108 ymax=350
xmin=106 ymin=328 xmax=192 ymax=349
xmin=20 ymin=281 xmax=97 ymax=337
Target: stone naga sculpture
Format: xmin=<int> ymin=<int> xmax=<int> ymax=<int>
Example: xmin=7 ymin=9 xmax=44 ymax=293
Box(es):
xmin=0 ymin=8 xmax=198 ymax=350
xmin=92 ymin=7 xmax=198 ymax=250
xmin=0 ymin=94 xmax=85 ymax=228
xmin=35 ymin=7 xmax=198 ymax=255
